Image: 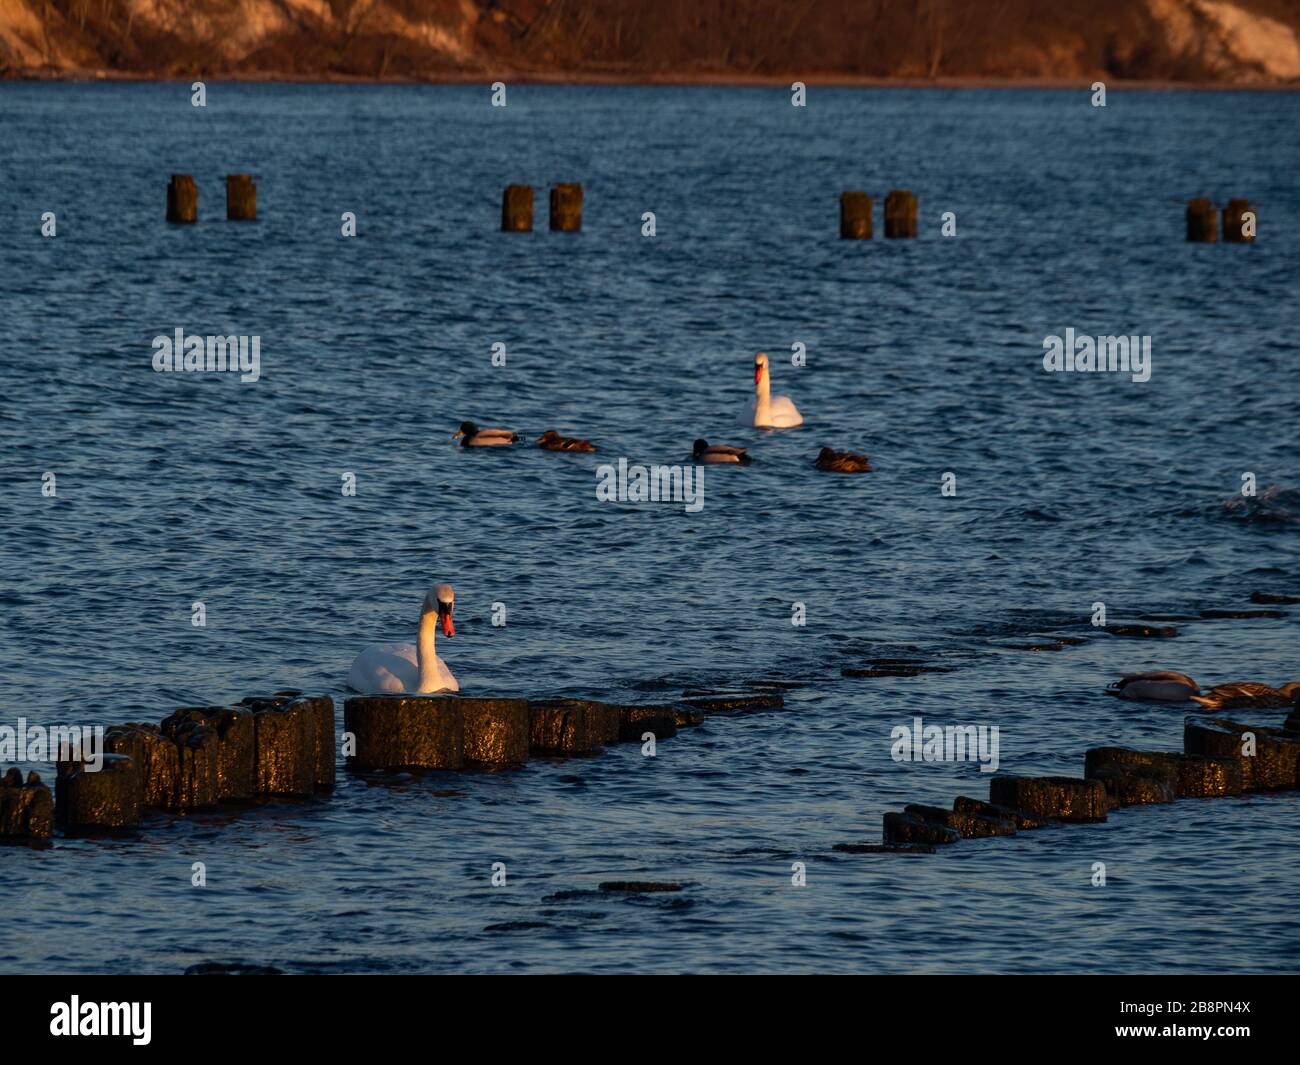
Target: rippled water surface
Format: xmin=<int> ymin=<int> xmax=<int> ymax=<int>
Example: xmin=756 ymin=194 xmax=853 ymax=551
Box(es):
xmin=1 ymin=83 xmax=1298 ymax=974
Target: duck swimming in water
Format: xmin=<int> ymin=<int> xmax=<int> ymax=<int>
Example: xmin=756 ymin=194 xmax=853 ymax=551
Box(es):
xmin=453 ymin=421 xmax=521 ymax=447
xmin=1107 ymin=670 xmax=1200 ymax=702
xmin=815 ymin=447 xmax=872 ymax=473
xmin=537 ymin=429 xmax=596 ymax=452
xmin=693 ymin=439 xmax=752 ymax=465
xmin=1189 ymin=681 xmax=1300 ymax=711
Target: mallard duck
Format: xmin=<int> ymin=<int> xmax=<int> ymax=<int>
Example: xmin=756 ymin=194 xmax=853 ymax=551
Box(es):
xmin=537 ymin=429 xmax=596 ymax=453
xmin=1107 ymin=670 xmax=1200 ymax=702
xmin=1189 ymin=681 xmax=1300 ymax=711
xmin=815 ymin=447 xmax=872 ymax=473
xmin=453 ymin=421 xmax=521 ymax=447
xmin=692 ymin=439 xmax=752 ymax=465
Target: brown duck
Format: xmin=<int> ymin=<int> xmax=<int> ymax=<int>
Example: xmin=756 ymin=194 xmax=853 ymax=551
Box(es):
xmin=537 ymin=429 xmax=596 ymax=453
xmin=815 ymin=447 xmax=872 ymax=473
xmin=1189 ymin=681 xmax=1300 ymax=711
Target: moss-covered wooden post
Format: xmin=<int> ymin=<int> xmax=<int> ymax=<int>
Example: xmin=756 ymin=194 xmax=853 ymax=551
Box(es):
xmin=840 ymin=191 xmax=872 ymax=239
xmin=1222 ymin=198 xmax=1254 ymax=243
xmin=502 ymin=184 xmax=533 ymax=231
xmin=167 ymin=175 xmax=197 ymax=223
xmin=549 ymin=183 xmax=582 ymax=231
xmin=884 ymin=189 xmax=917 ymax=238
xmin=1186 ymin=198 xmax=1217 ymax=242
xmin=226 ymin=174 xmax=257 ymax=221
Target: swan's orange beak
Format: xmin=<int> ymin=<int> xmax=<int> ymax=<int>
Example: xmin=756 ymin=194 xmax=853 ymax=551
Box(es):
xmin=441 ymin=610 xmax=455 ymax=638
xmin=754 ymin=364 xmax=763 ymax=384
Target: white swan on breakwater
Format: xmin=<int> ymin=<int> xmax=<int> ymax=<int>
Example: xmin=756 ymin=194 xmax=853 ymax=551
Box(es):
xmin=347 ymin=584 xmax=459 ymax=694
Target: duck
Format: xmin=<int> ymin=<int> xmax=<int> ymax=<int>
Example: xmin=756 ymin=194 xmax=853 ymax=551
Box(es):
xmin=346 ymin=584 xmax=459 ymax=694
xmin=1189 ymin=681 xmax=1300 ymax=711
xmin=693 ymin=439 xmax=752 ymax=465
xmin=537 ymin=429 xmax=596 ymax=452
xmin=1107 ymin=670 xmax=1200 ymax=702
xmin=453 ymin=421 xmax=521 ymax=447
xmin=746 ymin=352 xmax=803 ymax=428
xmin=815 ymin=447 xmax=872 ymax=473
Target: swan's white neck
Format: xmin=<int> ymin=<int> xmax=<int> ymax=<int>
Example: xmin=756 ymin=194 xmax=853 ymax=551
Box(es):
xmin=755 ymin=368 xmax=771 ymax=417
xmin=416 ymin=608 xmax=440 ymax=693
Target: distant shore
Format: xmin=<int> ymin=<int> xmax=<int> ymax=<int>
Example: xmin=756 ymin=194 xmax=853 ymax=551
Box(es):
xmin=3 ymin=69 xmax=1298 ymax=92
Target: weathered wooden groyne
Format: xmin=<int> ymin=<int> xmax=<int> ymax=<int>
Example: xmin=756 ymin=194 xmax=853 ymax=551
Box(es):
xmin=1 ymin=690 xmax=334 ymax=841
xmin=1187 ymin=197 xmax=1256 ymax=242
xmin=862 ymin=708 xmax=1300 ymax=853
xmin=1 ymin=686 xmax=784 ymax=842
xmin=839 ymin=188 xmax=917 ymax=239
xmin=341 ymin=690 xmax=778 ymax=772
xmin=164 ymin=174 xmax=258 ymax=223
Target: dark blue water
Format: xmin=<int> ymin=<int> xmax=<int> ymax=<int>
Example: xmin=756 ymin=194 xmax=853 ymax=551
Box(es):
xmin=2 ymin=83 xmax=1298 ymax=974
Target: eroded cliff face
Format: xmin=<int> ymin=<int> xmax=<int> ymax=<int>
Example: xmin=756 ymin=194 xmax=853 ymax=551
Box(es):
xmin=3 ymin=0 xmax=1299 ymax=83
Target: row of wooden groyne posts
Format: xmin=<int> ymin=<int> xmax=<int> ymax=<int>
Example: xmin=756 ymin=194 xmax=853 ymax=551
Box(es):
xmin=160 ymin=176 xmax=1254 ymax=242
xmin=0 ymin=689 xmax=778 ymax=841
xmin=4 ymin=682 xmax=1299 ymax=852
xmin=862 ymin=707 xmax=1300 ymax=853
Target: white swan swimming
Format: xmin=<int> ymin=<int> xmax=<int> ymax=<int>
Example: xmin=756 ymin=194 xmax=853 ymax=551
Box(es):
xmin=346 ymin=584 xmax=460 ymax=694
xmin=746 ymin=352 xmax=803 ymax=428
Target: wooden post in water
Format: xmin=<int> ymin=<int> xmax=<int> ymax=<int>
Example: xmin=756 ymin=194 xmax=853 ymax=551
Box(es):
xmin=501 ymin=185 xmax=534 ymax=232
xmin=1222 ymin=198 xmax=1254 ymax=243
xmin=1186 ymin=199 xmax=1217 ymax=242
xmin=884 ymin=190 xmax=918 ymax=238
xmin=549 ymin=183 xmax=583 ymax=231
xmin=840 ymin=192 xmax=873 ymax=239
xmin=226 ymin=175 xmax=257 ymax=221
xmin=166 ymin=175 xmax=198 ymax=223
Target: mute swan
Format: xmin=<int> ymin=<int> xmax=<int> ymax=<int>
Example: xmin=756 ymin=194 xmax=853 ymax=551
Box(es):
xmin=453 ymin=422 xmax=521 ymax=447
xmin=347 ymin=584 xmax=459 ymax=694
xmin=1189 ymin=681 xmax=1300 ymax=711
xmin=1107 ymin=670 xmax=1199 ymax=702
xmin=747 ymin=352 xmax=802 ymax=428
xmin=815 ymin=447 xmax=872 ymax=472
xmin=537 ymin=429 xmax=596 ymax=452
xmin=693 ymin=439 xmax=752 ymax=465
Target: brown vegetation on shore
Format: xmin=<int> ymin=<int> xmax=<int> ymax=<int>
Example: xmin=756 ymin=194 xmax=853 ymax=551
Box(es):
xmin=3 ymin=0 xmax=1300 ymax=85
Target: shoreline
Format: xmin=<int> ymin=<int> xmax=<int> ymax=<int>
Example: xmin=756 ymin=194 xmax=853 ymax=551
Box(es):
xmin=4 ymin=68 xmax=1299 ymax=92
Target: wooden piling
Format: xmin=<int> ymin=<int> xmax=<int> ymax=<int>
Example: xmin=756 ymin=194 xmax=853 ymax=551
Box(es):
xmin=1223 ymin=198 xmax=1255 ymax=243
xmin=501 ymin=184 xmax=534 ymax=232
xmin=226 ymin=174 xmax=257 ymax=221
xmin=549 ymin=183 xmax=583 ymax=231
xmin=839 ymin=191 xmax=873 ymax=239
xmin=0 ymin=769 xmax=53 ymax=840
xmin=56 ymin=754 xmax=143 ymax=830
xmin=1186 ymin=198 xmax=1217 ymax=242
xmin=166 ymin=175 xmax=198 ymax=224
xmin=884 ymin=189 xmax=918 ymax=238
xmin=343 ymin=695 xmax=465 ymax=771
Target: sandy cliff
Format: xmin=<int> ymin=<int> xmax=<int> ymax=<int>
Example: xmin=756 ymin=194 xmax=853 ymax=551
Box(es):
xmin=2 ymin=0 xmax=1299 ymax=84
